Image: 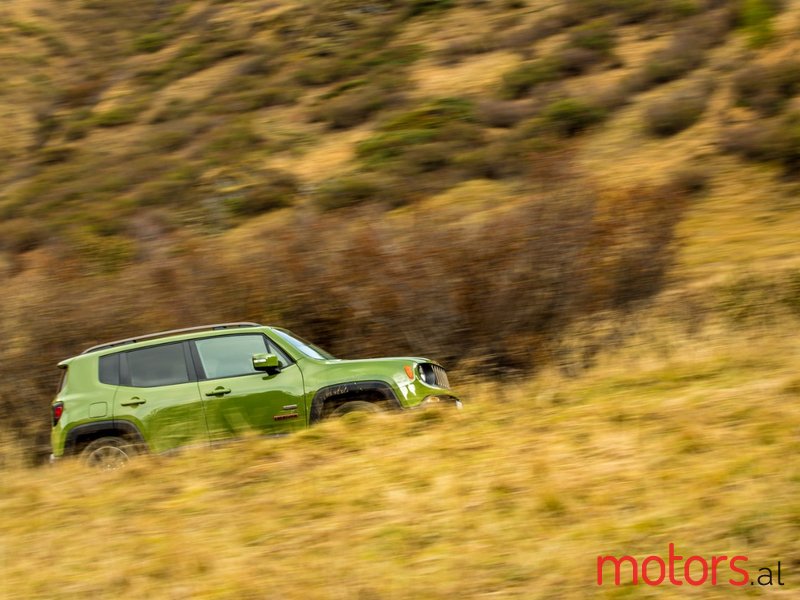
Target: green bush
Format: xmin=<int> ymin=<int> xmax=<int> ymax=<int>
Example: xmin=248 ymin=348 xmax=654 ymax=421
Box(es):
xmin=295 ymin=44 xmax=423 ymax=88
xmin=356 ymin=129 xmax=439 ymax=166
xmin=500 ymin=59 xmax=562 ymax=99
xmin=540 ymin=98 xmax=606 ymax=136
xmin=137 ymin=40 xmax=250 ymax=89
xmin=204 ymin=120 xmax=263 ymax=158
xmin=91 ymin=104 xmax=143 ymax=127
xmin=738 ymin=0 xmax=780 ymax=47
xmin=355 ymin=98 xmax=477 ymax=167
xmin=225 ymin=169 xmax=299 ymax=216
xmin=206 ymin=79 xmax=299 ymax=115
xmin=132 ymin=32 xmax=168 ymax=54
xmin=315 ymin=175 xmax=388 ymax=210
xmin=381 ymin=97 xmax=475 ymax=131
xmin=406 ymin=0 xmax=455 ymax=17
xmin=143 ymin=120 xmax=208 ymax=153
xmin=567 ymin=18 xmax=616 ymax=53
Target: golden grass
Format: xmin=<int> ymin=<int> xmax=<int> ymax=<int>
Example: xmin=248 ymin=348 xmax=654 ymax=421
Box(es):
xmin=2 ymin=316 xmax=799 ymax=599
xmin=265 ymin=123 xmax=372 ymax=184
xmin=410 ymin=51 xmax=521 ymax=99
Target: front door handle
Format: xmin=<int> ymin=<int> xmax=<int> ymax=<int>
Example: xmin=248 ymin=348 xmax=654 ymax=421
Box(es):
xmin=121 ymin=396 xmax=146 ymax=407
xmin=205 ymin=386 xmax=231 ymax=397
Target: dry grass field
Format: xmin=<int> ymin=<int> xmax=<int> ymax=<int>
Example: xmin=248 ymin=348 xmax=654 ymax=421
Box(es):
xmin=3 ymin=313 xmax=799 ymax=599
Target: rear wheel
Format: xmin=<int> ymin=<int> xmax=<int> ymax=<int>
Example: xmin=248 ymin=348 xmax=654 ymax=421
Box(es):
xmin=329 ymin=400 xmax=383 ymax=418
xmin=80 ymin=436 xmax=137 ymax=470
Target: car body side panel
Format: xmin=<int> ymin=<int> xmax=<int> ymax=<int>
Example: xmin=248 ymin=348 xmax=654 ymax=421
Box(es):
xmin=113 ymin=381 xmax=208 ymax=454
xmin=200 ymin=363 xmax=307 ymax=439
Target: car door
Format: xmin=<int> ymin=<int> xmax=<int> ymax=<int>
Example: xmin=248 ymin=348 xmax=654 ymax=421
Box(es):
xmin=113 ymin=341 xmax=209 ymax=454
xmin=191 ymin=333 xmax=307 ymax=441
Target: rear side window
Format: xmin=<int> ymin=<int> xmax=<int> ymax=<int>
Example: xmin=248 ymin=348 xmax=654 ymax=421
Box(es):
xmin=195 ymin=334 xmax=288 ymax=380
xmin=99 ymin=354 xmax=120 ymax=386
xmin=126 ymin=343 xmax=190 ymax=387
xmin=57 ymin=368 xmax=68 ymax=394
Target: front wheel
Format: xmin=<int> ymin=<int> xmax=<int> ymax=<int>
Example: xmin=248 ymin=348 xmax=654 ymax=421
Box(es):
xmin=80 ymin=436 xmax=137 ymax=470
xmin=329 ymin=400 xmax=383 ymax=418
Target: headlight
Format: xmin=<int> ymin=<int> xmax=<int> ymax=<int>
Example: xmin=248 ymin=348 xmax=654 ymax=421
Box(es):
xmin=418 ymin=364 xmax=432 ymax=384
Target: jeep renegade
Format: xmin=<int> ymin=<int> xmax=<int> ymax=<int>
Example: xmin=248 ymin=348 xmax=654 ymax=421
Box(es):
xmin=51 ymin=323 xmax=460 ymax=468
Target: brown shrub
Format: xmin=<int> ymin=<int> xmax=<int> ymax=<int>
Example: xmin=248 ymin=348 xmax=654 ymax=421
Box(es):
xmin=623 ymin=9 xmax=733 ymax=94
xmin=668 ymin=163 xmax=711 ymax=195
xmin=643 ymin=80 xmax=713 ymax=137
xmin=732 ymin=58 xmax=800 ymax=117
xmin=498 ymin=14 xmax=566 ymax=51
xmin=310 ymin=86 xmax=400 ymax=129
xmin=476 ymin=100 xmax=537 ymax=128
xmin=719 ymin=112 xmax=800 ymax=176
xmin=437 ymin=34 xmax=496 ymax=64
xmin=718 ymin=121 xmax=783 ymax=161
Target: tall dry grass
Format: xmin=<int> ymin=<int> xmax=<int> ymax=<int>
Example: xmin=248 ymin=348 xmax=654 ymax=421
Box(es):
xmin=2 ymin=313 xmax=799 ymax=599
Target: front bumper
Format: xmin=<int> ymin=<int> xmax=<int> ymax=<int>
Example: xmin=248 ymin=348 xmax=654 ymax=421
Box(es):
xmin=418 ymin=394 xmax=462 ymax=409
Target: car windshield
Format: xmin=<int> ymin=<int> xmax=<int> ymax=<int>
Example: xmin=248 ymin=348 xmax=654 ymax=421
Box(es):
xmin=271 ymin=328 xmax=336 ymax=360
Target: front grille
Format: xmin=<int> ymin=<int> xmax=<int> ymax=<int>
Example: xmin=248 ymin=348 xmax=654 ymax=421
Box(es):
xmin=432 ymin=364 xmax=450 ymax=389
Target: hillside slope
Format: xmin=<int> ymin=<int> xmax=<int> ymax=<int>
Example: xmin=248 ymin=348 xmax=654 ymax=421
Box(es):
xmin=0 ymin=0 xmax=797 ymax=247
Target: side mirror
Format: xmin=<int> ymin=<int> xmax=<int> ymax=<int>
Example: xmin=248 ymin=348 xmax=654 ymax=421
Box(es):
xmin=252 ymin=353 xmax=280 ymax=372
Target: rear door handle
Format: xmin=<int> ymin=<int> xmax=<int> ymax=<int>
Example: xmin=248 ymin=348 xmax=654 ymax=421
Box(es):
xmin=205 ymin=386 xmax=231 ymax=397
xmin=121 ymin=396 xmax=146 ymax=407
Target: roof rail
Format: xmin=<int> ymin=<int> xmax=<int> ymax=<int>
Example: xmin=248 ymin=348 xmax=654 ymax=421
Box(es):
xmin=82 ymin=322 xmax=263 ymax=354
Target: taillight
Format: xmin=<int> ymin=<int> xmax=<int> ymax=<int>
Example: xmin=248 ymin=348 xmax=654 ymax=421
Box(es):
xmin=52 ymin=402 xmax=64 ymax=427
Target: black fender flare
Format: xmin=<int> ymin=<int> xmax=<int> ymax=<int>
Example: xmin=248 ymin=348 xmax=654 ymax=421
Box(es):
xmin=309 ymin=381 xmax=401 ymax=424
xmin=64 ymin=420 xmax=146 ymax=455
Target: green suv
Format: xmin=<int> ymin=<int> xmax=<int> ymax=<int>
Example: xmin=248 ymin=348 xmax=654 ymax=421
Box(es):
xmin=51 ymin=323 xmax=460 ymax=467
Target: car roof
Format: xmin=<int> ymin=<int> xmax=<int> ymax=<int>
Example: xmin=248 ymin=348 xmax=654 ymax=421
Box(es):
xmin=78 ymin=322 xmax=264 ymax=357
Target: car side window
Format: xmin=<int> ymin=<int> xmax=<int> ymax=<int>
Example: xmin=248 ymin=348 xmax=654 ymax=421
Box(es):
xmin=98 ymin=353 xmax=120 ymax=386
xmin=194 ymin=334 xmax=288 ymax=380
xmin=126 ymin=343 xmax=190 ymax=387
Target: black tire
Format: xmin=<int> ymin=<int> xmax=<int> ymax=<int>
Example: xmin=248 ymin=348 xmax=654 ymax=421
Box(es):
xmin=329 ymin=400 xmax=383 ymax=418
xmin=80 ymin=436 xmax=137 ymax=470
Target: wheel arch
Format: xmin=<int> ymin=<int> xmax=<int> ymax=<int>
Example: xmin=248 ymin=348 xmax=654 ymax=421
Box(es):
xmin=309 ymin=381 xmax=401 ymax=424
xmin=64 ymin=420 xmax=146 ymax=456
